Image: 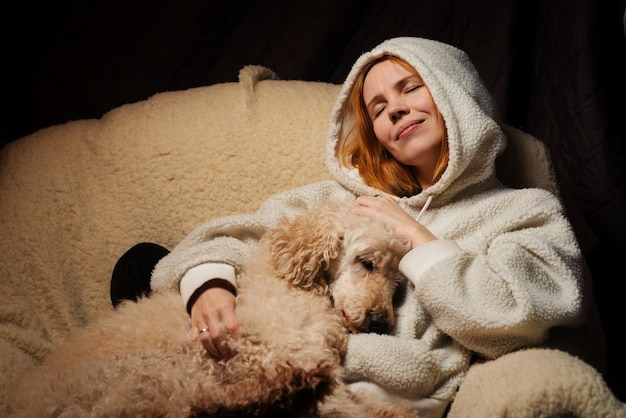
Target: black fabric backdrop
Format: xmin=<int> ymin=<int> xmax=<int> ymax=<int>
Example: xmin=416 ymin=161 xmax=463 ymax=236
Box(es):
xmin=2 ymin=0 xmax=625 ymax=401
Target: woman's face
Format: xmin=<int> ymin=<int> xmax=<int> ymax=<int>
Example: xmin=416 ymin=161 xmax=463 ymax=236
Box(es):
xmin=362 ymin=60 xmax=444 ymax=182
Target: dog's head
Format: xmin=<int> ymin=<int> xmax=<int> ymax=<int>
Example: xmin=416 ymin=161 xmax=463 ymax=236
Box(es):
xmin=264 ymin=201 xmax=410 ymax=335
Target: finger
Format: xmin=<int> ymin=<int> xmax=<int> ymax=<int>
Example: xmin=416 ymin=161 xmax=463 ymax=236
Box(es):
xmin=198 ymin=320 xmax=235 ymax=359
xmin=352 ymin=196 xmax=376 ymax=216
xmin=198 ymin=331 xmax=220 ymax=358
xmin=375 ymin=194 xmax=400 ymax=209
xmin=201 ymin=329 xmax=233 ymax=359
xmin=221 ymin=312 xmax=242 ymax=341
xmin=212 ymin=322 xmax=237 ymax=358
xmin=191 ymin=313 xmax=218 ymax=354
xmin=355 ymin=195 xmax=378 ymax=206
xmin=215 ymin=339 xmax=233 ymax=359
xmin=199 ymin=322 xmax=224 ymax=357
xmin=190 ymin=316 xmax=209 ymax=340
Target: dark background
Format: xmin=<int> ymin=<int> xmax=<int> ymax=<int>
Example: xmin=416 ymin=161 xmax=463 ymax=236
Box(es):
xmin=2 ymin=0 xmax=625 ymax=402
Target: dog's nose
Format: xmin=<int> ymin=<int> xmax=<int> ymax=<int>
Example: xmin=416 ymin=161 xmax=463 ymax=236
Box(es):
xmin=366 ymin=312 xmax=390 ymax=334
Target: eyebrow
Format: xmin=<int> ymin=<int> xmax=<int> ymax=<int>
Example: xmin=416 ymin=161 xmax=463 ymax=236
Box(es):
xmin=365 ymin=75 xmax=419 ymax=114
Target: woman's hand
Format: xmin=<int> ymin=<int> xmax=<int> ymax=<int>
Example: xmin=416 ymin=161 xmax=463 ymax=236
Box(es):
xmin=190 ymin=287 xmax=241 ymax=359
xmin=351 ymin=195 xmax=437 ymax=248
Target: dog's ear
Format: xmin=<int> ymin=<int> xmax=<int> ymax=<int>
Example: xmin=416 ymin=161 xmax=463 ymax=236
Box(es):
xmin=264 ymin=209 xmax=342 ymax=295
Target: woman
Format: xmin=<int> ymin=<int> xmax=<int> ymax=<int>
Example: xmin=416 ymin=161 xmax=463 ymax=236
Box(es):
xmin=114 ymin=37 xmax=602 ymax=417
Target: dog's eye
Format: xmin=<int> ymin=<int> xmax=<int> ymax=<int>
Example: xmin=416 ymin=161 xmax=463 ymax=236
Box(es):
xmin=358 ymin=257 xmax=375 ymax=271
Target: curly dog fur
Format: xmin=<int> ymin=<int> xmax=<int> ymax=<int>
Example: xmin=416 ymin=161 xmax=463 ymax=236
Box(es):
xmin=8 ymin=201 xmax=417 ymax=418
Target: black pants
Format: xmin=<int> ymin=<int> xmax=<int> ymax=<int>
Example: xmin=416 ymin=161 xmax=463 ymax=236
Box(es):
xmin=110 ymin=242 xmax=170 ymax=307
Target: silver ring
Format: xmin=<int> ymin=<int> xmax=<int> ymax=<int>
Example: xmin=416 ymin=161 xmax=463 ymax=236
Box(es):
xmin=200 ymin=327 xmax=209 ymax=333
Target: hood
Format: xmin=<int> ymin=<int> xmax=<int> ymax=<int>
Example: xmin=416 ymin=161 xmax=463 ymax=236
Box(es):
xmin=325 ymin=37 xmax=506 ymax=206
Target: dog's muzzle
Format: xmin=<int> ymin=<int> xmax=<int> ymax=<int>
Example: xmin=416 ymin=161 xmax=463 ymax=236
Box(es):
xmin=364 ymin=311 xmax=391 ymax=334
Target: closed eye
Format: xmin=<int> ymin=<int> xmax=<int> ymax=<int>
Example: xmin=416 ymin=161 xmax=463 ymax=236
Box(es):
xmin=405 ymin=84 xmax=422 ymax=93
xmin=358 ymin=257 xmax=376 ymax=272
xmin=372 ymin=104 xmax=385 ymax=119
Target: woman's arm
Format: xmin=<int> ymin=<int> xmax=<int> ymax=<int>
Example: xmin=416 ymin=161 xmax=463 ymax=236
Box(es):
xmin=150 ymin=180 xmax=354 ymax=357
xmin=405 ymin=190 xmax=585 ymax=359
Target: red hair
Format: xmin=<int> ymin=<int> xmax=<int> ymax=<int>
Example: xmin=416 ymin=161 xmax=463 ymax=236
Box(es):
xmin=340 ymin=55 xmax=448 ymax=197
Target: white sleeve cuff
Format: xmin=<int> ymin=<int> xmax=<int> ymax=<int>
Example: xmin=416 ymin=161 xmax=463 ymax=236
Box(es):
xmin=399 ymin=239 xmax=461 ymax=286
xmin=179 ymin=263 xmax=237 ymax=308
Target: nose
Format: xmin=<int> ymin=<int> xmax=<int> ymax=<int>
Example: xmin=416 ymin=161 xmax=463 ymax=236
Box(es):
xmin=388 ymin=101 xmax=408 ymax=122
xmin=366 ymin=311 xmax=390 ymax=334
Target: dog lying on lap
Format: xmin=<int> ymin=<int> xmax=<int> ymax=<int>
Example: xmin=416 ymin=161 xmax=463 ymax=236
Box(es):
xmin=8 ymin=201 xmax=416 ymax=418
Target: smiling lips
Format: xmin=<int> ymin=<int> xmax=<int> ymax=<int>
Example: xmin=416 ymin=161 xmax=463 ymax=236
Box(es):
xmin=396 ymin=119 xmax=425 ymax=140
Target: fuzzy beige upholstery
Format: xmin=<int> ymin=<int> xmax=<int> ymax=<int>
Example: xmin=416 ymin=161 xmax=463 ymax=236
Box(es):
xmin=1 ymin=65 xmax=623 ymax=417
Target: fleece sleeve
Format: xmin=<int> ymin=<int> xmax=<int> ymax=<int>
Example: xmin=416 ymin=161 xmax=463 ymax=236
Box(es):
xmin=411 ymin=190 xmax=586 ymax=359
xmin=399 ymin=239 xmax=461 ymax=281
xmin=150 ymin=180 xmax=354 ymax=294
xmin=342 ymin=329 xmax=471 ymax=400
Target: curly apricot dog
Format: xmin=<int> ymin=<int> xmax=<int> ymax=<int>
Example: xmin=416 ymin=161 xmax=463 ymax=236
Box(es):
xmin=9 ymin=201 xmax=417 ymax=418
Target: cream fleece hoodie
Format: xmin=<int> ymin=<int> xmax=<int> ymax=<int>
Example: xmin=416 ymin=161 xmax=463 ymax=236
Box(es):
xmin=151 ymin=37 xmax=594 ymax=412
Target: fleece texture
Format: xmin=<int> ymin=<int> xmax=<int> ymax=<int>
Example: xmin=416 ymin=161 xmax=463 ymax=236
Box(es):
xmin=1 ymin=53 xmax=622 ymax=415
xmin=150 ymin=37 xmax=609 ymax=410
xmin=326 ymin=37 xmax=606 ymax=402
